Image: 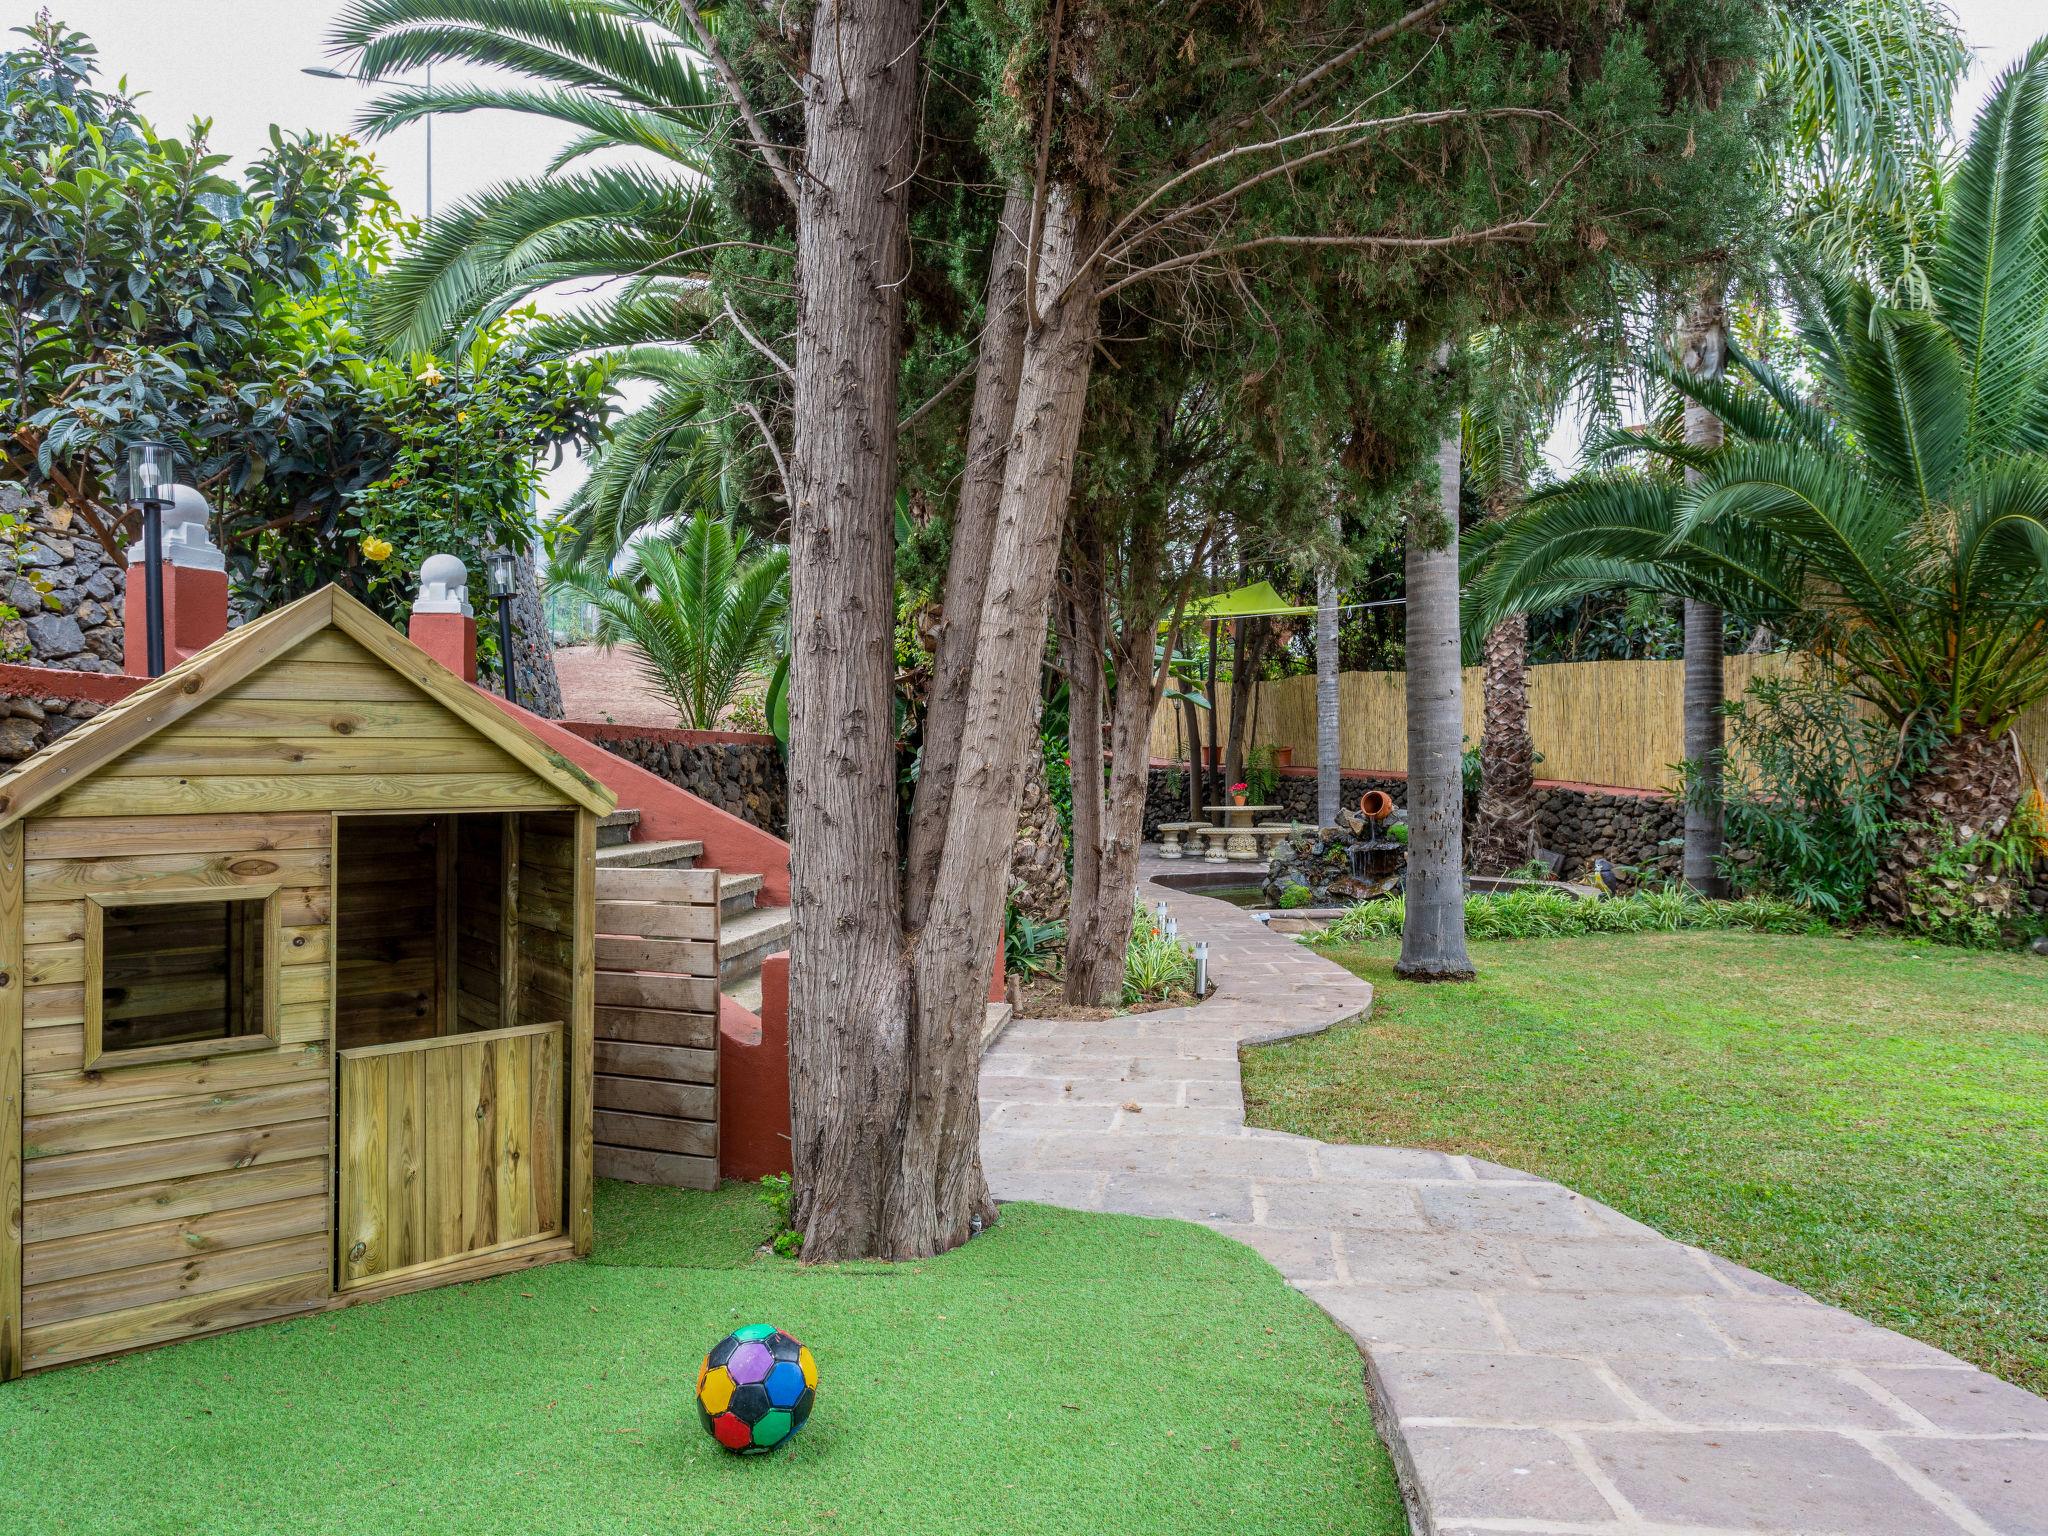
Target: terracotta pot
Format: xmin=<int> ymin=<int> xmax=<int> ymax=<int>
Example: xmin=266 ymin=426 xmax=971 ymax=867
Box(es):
xmin=1271 ymin=747 xmax=1294 ymax=768
xmin=1358 ymin=788 xmax=1395 ymax=819
xmin=1232 ymin=792 xmax=1247 ymax=806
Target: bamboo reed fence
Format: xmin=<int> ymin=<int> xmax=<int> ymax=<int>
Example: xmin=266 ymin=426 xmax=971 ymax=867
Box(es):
xmin=1151 ymin=656 xmax=2048 ymax=794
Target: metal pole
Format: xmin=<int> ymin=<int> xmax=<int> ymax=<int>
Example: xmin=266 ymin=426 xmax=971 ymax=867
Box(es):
xmin=496 ymin=597 xmax=519 ymax=707
xmin=142 ymin=497 xmax=166 ymax=678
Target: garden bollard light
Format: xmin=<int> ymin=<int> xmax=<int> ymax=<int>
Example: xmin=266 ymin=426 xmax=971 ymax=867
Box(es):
xmin=1194 ymin=942 xmax=1209 ymax=996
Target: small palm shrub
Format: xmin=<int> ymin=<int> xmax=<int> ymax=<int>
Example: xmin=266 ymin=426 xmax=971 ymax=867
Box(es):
xmin=1123 ymin=905 xmax=1196 ymax=1005
xmin=1308 ymin=888 xmax=1811 ymax=945
xmin=549 ymin=506 xmax=788 ymax=730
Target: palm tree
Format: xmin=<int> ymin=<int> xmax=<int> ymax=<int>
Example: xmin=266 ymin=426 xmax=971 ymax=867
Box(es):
xmin=326 ymin=1 xmax=753 ymax=565
xmin=1468 ymin=41 xmax=2048 ymax=920
xmin=551 ymin=506 xmax=789 ymax=731
xmin=1399 ymin=425 xmax=1474 ymax=980
xmin=1664 ymin=0 xmax=1965 ymax=894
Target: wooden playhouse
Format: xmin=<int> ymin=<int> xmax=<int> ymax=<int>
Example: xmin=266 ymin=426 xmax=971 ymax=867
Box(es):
xmin=0 ymin=584 xmax=616 ymax=1377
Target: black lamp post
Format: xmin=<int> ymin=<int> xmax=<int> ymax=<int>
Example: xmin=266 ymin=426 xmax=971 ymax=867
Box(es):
xmin=486 ymin=549 xmax=521 ymax=707
xmin=127 ymin=440 xmax=173 ymax=678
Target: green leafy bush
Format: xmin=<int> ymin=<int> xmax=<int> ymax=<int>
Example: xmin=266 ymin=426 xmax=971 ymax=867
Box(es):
xmin=1123 ymin=905 xmax=1196 ymax=1005
xmin=1694 ymin=676 xmax=1936 ymax=918
xmin=1041 ymin=731 xmax=1074 ymax=846
xmin=1005 ymin=905 xmax=1067 ymax=980
xmin=1307 ymin=888 xmax=1812 ymax=945
xmin=758 ymin=1173 xmax=802 ymax=1258
xmin=1277 ymin=884 xmax=1315 ymax=910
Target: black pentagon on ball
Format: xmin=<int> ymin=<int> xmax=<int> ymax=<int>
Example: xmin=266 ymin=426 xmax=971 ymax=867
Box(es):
xmin=729 ymin=1381 xmax=772 ymax=1426
xmin=697 ymin=1402 xmax=716 ymax=1435
xmin=767 ymin=1331 xmax=803 ymax=1364
xmin=707 ymin=1335 xmax=739 ymax=1370
xmin=791 ymin=1386 xmax=816 ymax=1428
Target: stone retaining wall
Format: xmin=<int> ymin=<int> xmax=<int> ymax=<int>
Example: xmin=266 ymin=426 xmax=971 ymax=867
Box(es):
xmin=0 ymin=663 xmax=141 ymax=768
xmin=564 ymin=722 xmax=786 ymax=835
xmin=1143 ymin=765 xmax=1683 ymax=882
xmin=0 ymin=487 xmax=125 ymax=672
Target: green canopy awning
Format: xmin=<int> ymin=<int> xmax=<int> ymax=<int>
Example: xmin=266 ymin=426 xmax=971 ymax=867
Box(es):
xmin=1167 ymin=580 xmax=1317 ymax=627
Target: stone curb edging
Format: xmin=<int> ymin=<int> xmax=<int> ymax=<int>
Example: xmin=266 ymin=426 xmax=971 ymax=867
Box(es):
xmin=979 ymin=854 xmax=2048 ymax=1536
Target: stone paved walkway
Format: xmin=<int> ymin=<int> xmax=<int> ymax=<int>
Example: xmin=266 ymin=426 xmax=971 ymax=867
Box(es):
xmin=980 ymin=865 xmax=2048 ymax=1535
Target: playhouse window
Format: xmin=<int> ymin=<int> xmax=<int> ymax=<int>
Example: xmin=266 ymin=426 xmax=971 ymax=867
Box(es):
xmin=86 ymin=889 xmax=278 ymax=1068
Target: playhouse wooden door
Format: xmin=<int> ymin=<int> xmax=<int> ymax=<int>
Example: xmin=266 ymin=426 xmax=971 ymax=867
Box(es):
xmin=336 ymin=1022 xmax=564 ymax=1288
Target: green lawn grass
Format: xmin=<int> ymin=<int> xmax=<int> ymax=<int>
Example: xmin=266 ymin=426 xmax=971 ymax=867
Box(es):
xmin=1242 ymin=930 xmax=2048 ymax=1392
xmin=0 ymin=1184 xmax=1408 ymax=1536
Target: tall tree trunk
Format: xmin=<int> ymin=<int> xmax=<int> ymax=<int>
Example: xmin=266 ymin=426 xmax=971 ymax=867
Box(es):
xmin=903 ymin=187 xmax=1106 ymax=1253
xmin=1472 ymin=611 xmax=1536 ymax=872
xmin=1316 ymin=550 xmax=1341 ymax=825
xmin=1871 ymin=726 xmax=2022 ymax=926
xmin=785 ymin=0 xmax=929 ymax=1261
xmin=1677 ymin=277 xmax=1728 ymax=897
xmin=1397 ymin=431 xmax=1475 ymax=980
xmin=904 ymin=182 xmax=1034 ymax=927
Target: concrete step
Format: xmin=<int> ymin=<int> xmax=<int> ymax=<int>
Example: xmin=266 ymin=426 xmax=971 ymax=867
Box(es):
xmin=718 ymin=872 xmax=762 ymax=917
xmin=595 ymin=837 xmax=703 ymax=869
xmin=718 ymin=904 xmax=791 ymax=985
xmin=723 ymin=973 xmax=763 ymax=1015
xmin=597 ymin=808 xmax=640 ymax=849
xmin=981 ymin=1001 xmax=1014 ymax=1052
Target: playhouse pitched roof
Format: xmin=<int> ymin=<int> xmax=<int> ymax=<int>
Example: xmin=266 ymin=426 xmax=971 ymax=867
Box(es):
xmin=0 ymin=584 xmax=616 ymax=826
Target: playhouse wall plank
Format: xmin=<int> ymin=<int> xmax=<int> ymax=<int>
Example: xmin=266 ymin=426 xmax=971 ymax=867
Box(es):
xmin=23 ymin=1197 xmax=328 ymax=1288
xmin=23 ymin=1157 xmax=328 ymax=1245
xmin=24 ymin=1117 xmax=329 ymax=1201
xmin=21 ymin=1269 xmax=330 ymax=1372
xmin=47 ymin=773 xmax=561 ymax=818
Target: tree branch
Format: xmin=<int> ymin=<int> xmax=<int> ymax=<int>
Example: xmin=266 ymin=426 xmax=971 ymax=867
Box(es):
xmin=1201 ymin=0 xmax=1454 ymax=159
xmin=1108 ymin=109 xmax=1569 ymax=264
xmin=739 ymin=397 xmax=791 ymax=505
xmin=898 ymin=358 xmax=978 ymax=433
xmin=1096 ymin=219 xmax=1546 ymax=300
xmin=721 ymin=295 xmax=795 ymax=383
xmin=1021 ymin=0 xmax=1068 ymax=333
xmin=674 ymin=0 xmax=802 ymax=208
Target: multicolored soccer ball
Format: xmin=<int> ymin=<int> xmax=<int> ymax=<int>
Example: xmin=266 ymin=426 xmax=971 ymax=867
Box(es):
xmin=696 ymin=1325 xmax=817 ymax=1454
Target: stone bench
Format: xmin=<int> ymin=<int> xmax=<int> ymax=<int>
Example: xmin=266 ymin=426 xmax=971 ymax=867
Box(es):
xmin=1155 ymin=821 xmax=1211 ymax=859
xmin=1194 ymin=823 xmax=1296 ymax=863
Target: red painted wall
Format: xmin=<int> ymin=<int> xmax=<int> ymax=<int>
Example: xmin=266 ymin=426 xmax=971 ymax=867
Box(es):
xmin=721 ymin=957 xmax=791 ymax=1181
xmin=0 ymin=663 xmax=143 ymax=704
xmin=480 ymin=694 xmax=791 ymax=907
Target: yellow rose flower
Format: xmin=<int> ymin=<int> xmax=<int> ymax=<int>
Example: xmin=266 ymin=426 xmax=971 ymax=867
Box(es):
xmin=362 ymin=536 xmax=395 ymax=563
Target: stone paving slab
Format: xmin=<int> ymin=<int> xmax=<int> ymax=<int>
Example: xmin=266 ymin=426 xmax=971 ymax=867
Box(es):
xmin=979 ymin=858 xmax=2048 ymax=1535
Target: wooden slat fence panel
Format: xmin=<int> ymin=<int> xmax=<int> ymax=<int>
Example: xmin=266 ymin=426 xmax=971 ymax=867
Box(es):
xmin=593 ymin=864 xmax=719 ymax=1192
xmin=1140 ymin=654 xmax=2048 ymax=794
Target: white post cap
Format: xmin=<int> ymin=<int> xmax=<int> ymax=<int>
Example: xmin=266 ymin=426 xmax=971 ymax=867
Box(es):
xmin=126 ymin=484 xmax=227 ymax=571
xmin=413 ymin=553 xmax=473 ymax=617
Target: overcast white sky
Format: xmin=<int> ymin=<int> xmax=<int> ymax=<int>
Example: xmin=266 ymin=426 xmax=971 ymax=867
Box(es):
xmin=13 ymin=0 xmax=2044 ymax=500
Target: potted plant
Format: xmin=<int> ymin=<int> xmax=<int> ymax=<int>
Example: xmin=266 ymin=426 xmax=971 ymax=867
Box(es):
xmin=1231 ymin=781 xmax=1249 ymax=806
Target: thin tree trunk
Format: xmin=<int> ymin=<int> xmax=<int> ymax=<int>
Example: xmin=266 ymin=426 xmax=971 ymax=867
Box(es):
xmin=904 ymin=182 xmax=1034 ymax=927
xmin=1397 ymin=430 xmax=1475 ymax=980
xmin=1061 ymin=524 xmax=1108 ymax=996
xmin=1066 ymin=615 xmax=1154 ymax=1005
xmin=784 ymin=0 xmax=929 ymax=1261
xmin=1182 ymin=694 xmax=1204 ymax=821
xmin=1316 ymin=548 xmax=1341 ymax=826
xmin=903 ymin=186 xmax=1106 ymax=1254
xmin=1472 ymin=611 xmax=1536 ymax=872
xmin=1677 ymin=277 xmax=1728 ymax=897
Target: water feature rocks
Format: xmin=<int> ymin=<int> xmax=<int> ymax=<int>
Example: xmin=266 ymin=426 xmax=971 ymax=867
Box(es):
xmin=1261 ymin=813 xmax=1405 ymax=907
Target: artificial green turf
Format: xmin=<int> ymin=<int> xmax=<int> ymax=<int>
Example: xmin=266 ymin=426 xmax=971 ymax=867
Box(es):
xmin=1242 ymin=930 xmax=2048 ymax=1391
xmin=0 ymin=1186 xmax=1409 ymax=1536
